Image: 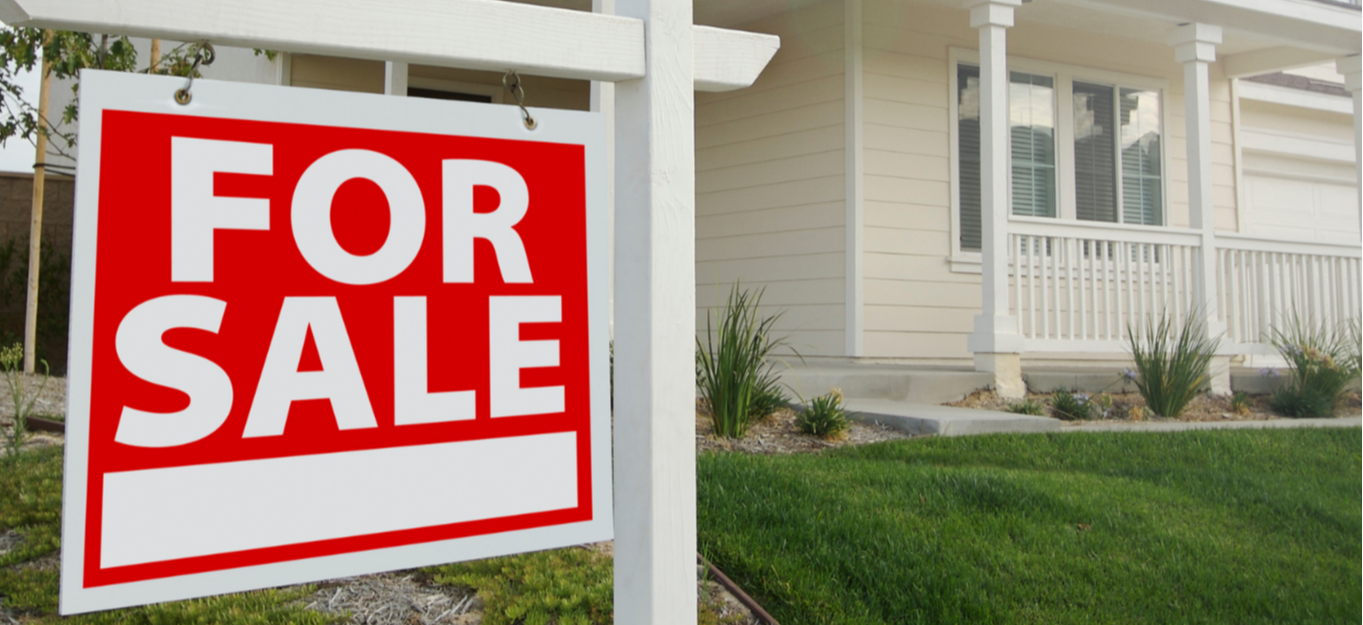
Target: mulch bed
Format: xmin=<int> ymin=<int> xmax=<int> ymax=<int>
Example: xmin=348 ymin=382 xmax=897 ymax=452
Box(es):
xmin=948 ymin=388 xmax=1363 ymax=423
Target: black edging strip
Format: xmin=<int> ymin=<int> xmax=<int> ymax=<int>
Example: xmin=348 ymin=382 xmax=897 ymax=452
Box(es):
xmin=26 ymin=416 xmax=64 ymax=434
xmin=698 ymin=552 xmax=781 ymax=625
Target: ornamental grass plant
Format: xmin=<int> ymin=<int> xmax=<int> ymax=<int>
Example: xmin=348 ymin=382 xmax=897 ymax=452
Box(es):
xmin=1269 ymin=313 xmax=1361 ymax=418
xmin=1127 ymin=310 xmax=1218 ymax=418
xmin=797 ymin=389 xmax=850 ymax=439
xmin=696 ymin=284 xmax=794 ymax=439
xmin=1048 ymin=389 xmax=1094 ymax=421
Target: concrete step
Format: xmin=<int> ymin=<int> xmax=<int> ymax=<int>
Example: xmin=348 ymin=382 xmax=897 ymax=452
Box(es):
xmin=844 ymin=398 xmax=1060 ymax=437
xmin=776 ymin=365 xmax=992 ymax=405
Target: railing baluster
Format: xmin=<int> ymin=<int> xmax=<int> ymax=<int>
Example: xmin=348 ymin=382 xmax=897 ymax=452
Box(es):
xmin=1066 ymin=238 xmax=1076 ymax=340
xmin=1079 ymin=240 xmax=1088 ymax=340
xmin=1103 ymin=241 xmax=1113 ymax=341
xmin=1028 ymin=236 xmax=1037 ymax=339
xmin=1042 ymin=237 xmax=1050 ymax=340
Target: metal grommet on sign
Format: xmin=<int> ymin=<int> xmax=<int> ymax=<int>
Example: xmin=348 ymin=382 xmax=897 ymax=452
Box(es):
xmin=174 ymin=42 xmax=216 ymax=106
xmin=502 ymin=70 xmax=537 ymax=130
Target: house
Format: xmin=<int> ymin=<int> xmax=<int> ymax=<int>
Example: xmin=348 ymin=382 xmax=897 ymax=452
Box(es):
xmin=37 ymin=0 xmax=1363 ymax=398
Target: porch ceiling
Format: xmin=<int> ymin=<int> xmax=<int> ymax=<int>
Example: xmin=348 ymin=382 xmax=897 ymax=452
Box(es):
xmin=505 ymin=0 xmax=1359 ymax=61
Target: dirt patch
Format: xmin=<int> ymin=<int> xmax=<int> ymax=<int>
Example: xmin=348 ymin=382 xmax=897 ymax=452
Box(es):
xmin=949 ymin=388 xmax=1362 ymax=423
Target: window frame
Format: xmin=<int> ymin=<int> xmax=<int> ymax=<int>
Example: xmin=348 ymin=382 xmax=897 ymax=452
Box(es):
xmin=947 ymin=47 xmax=1171 ymax=272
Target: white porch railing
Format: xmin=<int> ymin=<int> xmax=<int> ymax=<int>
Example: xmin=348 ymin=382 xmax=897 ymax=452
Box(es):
xmin=1004 ymin=216 xmax=1362 ymax=354
xmin=1216 ymin=234 xmax=1362 ymax=352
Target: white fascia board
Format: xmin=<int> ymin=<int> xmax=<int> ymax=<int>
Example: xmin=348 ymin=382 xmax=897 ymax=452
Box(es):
xmin=0 ymin=0 xmax=779 ymax=91
xmin=1240 ymin=127 xmax=1356 ymax=163
xmin=1237 ymin=80 xmax=1354 ymax=114
xmin=1050 ymin=0 xmax=1361 ymax=55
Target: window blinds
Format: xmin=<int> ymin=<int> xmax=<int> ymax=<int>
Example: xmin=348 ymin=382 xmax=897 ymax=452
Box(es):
xmin=1120 ymin=88 xmax=1163 ymax=225
xmin=1073 ymin=81 xmax=1117 ymax=223
xmin=1009 ymin=72 xmax=1056 ymax=219
xmin=958 ymin=64 xmax=982 ymax=251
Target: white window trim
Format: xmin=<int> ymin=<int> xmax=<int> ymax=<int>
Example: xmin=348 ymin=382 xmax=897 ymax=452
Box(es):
xmin=407 ymin=76 xmax=506 ymax=103
xmin=947 ymin=47 xmax=1171 ymax=273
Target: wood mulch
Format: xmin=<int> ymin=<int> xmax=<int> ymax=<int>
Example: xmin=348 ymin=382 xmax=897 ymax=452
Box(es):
xmin=948 ymin=388 xmax=1363 ymax=423
xmin=695 ymin=401 xmax=911 ymax=455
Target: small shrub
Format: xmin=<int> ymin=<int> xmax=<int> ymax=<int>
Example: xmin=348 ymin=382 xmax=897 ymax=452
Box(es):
xmin=798 ymin=389 xmax=850 ymax=439
xmin=1049 ymin=389 xmax=1094 ymax=421
xmin=1127 ymin=310 xmax=1218 ymax=418
xmin=1230 ymin=391 xmax=1252 ymax=416
xmin=1 ymin=342 xmax=49 ymax=463
xmin=1269 ymin=313 xmax=1360 ymax=419
xmin=696 ymin=284 xmax=793 ymax=438
xmin=1007 ymin=400 xmax=1045 ymax=416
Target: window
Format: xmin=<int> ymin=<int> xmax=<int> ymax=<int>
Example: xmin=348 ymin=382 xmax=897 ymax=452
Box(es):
xmin=952 ymin=53 xmax=1166 ymax=254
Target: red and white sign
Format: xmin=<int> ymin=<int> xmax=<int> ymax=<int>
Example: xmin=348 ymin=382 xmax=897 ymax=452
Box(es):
xmin=61 ymin=71 xmax=612 ymax=614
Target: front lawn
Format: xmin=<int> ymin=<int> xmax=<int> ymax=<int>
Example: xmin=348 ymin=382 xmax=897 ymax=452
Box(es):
xmin=698 ymin=428 xmax=1361 ymax=624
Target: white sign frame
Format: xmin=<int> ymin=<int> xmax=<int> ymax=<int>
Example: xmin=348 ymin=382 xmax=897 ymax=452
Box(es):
xmin=61 ymin=70 xmax=613 ymax=614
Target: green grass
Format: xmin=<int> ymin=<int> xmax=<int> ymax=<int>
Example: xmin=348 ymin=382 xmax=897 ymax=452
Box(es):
xmin=698 ymin=429 xmax=1361 ymax=624
xmin=0 ymin=446 xmax=337 ymax=624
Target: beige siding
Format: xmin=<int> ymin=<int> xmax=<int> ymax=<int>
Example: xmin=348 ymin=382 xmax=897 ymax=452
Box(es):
xmin=409 ymin=65 xmax=590 ymax=111
xmin=858 ymin=0 xmax=1244 ymax=363
xmin=695 ymin=0 xmax=847 ymax=357
xmin=290 ymin=55 xmax=384 ymax=93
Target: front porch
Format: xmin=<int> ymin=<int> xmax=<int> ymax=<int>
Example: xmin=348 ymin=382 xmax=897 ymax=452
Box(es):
xmin=962 ymin=1 xmax=1361 ymax=396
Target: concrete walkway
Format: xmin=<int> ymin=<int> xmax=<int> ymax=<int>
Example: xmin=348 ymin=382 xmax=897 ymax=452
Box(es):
xmin=845 ymin=399 xmax=1059 ymax=436
xmin=845 ymin=398 xmax=1361 ymax=437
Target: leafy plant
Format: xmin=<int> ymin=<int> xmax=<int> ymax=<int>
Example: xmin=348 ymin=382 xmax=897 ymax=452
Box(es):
xmin=1126 ymin=310 xmax=1218 ymax=418
xmin=0 ymin=236 xmax=73 ymax=373
xmin=1 ymin=342 xmax=48 ymax=463
xmin=696 ymin=284 xmax=793 ymax=439
xmin=1269 ymin=313 xmax=1361 ymax=419
xmin=749 ymin=373 xmax=790 ymax=422
xmin=798 ymin=389 xmax=850 ymax=439
xmin=1049 ymin=389 xmax=1094 ymax=421
xmin=1230 ymin=391 xmax=1252 ymax=416
xmin=1006 ymin=400 xmax=1045 ymax=416
xmin=428 ymin=548 xmax=612 ymax=625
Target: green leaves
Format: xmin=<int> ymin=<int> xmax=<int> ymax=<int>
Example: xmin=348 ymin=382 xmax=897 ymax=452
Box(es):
xmin=1126 ymin=310 xmax=1218 ymax=418
xmin=696 ymin=284 xmax=794 ymax=439
xmin=798 ymin=389 xmax=850 ymax=439
xmin=1268 ymin=312 xmax=1361 ymax=418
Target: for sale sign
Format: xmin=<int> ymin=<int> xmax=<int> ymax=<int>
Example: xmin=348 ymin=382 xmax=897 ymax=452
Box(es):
xmin=60 ymin=71 xmax=612 ymax=614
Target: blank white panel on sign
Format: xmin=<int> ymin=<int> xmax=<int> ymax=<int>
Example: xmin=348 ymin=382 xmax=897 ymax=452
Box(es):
xmin=101 ymin=433 xmax=577 ymax=568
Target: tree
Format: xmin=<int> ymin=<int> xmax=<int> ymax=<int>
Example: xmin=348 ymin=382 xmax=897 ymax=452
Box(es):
xmin=0 ymin=28 xmax=208 ymax=161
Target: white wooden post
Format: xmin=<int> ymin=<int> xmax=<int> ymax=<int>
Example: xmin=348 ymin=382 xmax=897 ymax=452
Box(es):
xmin=384 ymin=61 xmax=408 ymax=96
xmin=1170 ymin=23 xmax=1230 ymax=394
xmin=592 ymin=0 xmax=617 ymax=333
xmin=1336 ymin=55 xmax=1361 ymax=236
xmin=964 ymin=0 xmax=1024 ymax=399
xmin=613 ymin=0 xmax=697 ymax=621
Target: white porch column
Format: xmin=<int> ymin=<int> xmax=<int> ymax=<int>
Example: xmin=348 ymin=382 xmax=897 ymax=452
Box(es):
xmin=1170 ymin=23 xmax=1230 ymax=395
xmin=613 ymin=0 xmax=697 ymax=622
xmin=1337 ymin=55 xmax=1361 ymax=226
xmin=964 ymin=0 xmax=1024 ymax=399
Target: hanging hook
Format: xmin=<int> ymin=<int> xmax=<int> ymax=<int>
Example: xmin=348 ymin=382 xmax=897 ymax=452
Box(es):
xmin=501 ymin=70 xmax=537 ymax=130
xmin=174 ymin=42 xmax=216 ymax=105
